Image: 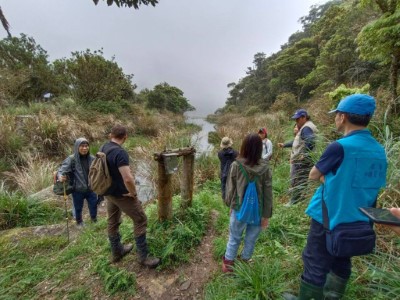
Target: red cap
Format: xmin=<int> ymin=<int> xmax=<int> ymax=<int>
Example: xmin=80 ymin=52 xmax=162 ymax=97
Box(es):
xmin=258 ymin=127 xmax=267 ymax=135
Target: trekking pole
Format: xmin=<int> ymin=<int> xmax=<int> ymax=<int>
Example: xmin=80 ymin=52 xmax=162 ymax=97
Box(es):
xmin=63 ymin=181 xmax=70 ymax=244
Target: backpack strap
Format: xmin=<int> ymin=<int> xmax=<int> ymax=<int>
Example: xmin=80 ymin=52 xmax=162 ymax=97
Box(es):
xmin=237 ymin=162 xmax=258 ymax=183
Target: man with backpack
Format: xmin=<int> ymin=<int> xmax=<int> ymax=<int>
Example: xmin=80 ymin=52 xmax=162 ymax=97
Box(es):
xmin=57 ymin=138 xmax=98 ymax=227
xmin=101 ymin=124 xmax=160 ymax=267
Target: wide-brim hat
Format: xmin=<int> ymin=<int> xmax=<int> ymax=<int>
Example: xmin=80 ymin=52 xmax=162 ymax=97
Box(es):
xmin=220 ymin=137 xmax=233 ymax=149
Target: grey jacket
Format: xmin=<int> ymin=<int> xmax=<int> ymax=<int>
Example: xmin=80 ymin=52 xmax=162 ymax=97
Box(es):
xmin=225 ymin=157 xmax=273 ymax=218
xmin=57 ymin=138 xmax=95 ymax=193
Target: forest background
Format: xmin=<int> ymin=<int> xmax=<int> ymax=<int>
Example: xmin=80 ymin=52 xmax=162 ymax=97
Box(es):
xmin=0 ymin=0 xmax=399 ymax=299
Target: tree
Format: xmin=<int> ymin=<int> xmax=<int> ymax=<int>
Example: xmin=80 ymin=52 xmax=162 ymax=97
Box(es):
xmin=0 ymin=34 xmax=57 ymax=103
xmin=357 ymin=0 xmax=400 ymax=113
xmin=145 ymin=82 xmax=194 ymax=114
xmin=92 ymin=0 xmax=159 ymax=9
xmin=54 ymin=49 xmax=136 ymax=104
xmin=0 ymin=6 xmax=11 ymax=37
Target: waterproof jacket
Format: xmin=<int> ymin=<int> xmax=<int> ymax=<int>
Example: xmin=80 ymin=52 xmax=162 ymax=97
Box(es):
xmin=218 ymin=147 xmax=238 ymax=178
xmin=58 ymin=138 xmax=95 ymax=193
xmin=225 ymin=157 xmax=273 ymax=218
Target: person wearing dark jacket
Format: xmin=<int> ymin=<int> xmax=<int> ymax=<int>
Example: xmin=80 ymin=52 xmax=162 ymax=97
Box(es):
xmin=58 ymin=137 xmax=97 ymax=226
xmin=218 ymin=137 xmax=238 ymax=200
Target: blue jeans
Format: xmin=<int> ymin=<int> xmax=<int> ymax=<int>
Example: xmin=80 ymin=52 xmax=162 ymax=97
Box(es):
xmin=71 ymin=191 xmax=98 ymax=223
xmin=225 ymin=210 xmax=262 ymax=260
xmin=302 ymin=219 xmax=352 ymax=287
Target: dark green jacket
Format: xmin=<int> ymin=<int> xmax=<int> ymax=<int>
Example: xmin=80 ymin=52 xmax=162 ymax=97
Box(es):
xmin=225 ymin=157 xmax=273 ymax=218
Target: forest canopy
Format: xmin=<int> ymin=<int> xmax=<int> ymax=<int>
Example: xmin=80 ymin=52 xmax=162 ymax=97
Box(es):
xmin=223 ymin=0 xmax=400 ymax=115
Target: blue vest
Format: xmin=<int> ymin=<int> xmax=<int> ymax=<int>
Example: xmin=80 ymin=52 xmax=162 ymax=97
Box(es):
xmin=306 ymin=130 xmax=387 ymax=230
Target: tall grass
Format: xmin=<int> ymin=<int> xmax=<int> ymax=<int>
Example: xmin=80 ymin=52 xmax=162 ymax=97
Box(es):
xmin=7 ymin=153 xmax=58 ymax=195
xmin=0 ymin=183 xmax=63 ymax=230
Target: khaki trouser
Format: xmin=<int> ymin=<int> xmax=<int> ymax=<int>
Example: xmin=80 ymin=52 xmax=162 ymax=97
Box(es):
xmin=106 ymin=195 xmax=147 ymax=237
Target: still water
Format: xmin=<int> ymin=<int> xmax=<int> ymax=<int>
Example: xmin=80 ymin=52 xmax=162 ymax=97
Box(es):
xmin=135 ymin=115 xmax=215 ymax=202
xmin=187 ymin=116 xmax=215 ymax=156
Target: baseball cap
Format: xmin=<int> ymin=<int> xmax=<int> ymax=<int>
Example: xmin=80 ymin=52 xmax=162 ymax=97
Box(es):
xmin=258 ymin=128 xmax=267 ymax=135
xmin=329 ymin=94 xmax=376 ymax=116
xmin=291 ymin=109 xmax=308 ymax=120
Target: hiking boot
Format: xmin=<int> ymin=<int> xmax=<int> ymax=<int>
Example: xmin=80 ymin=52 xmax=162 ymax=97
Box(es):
xmin=135 ymin=234 xmax=160 ymax=268
xmin=109 ymin=234 xmax=133 ymax=263
xmin=76 ymin=221 xmax=85 ymax=228
xmin=138 ymin=255 xmax=161 ymax=268
xmin=222 ymin=256 xmax=234 ymax=273
xmin=282 ymin=279 xmax=323 ymax=300
xmin=323 ymin=272 xmax=348 ymax=299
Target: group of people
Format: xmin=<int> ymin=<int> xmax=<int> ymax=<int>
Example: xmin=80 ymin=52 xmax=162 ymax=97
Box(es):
xmin=218 ymin=108 xmax=318 ymax=209
xmin=56 ymin=94 xmax=399 ymax=293
xmin=218 ymin=94 xmax=399 ymax=299
xmin=57 ymin=125 xmax=160 ymax=268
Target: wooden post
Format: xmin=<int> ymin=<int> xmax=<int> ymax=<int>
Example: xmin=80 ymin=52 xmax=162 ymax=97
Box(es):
xmin=154 ymin=147 xmax=196 ymax=220
xmin=181 ymin=152 xmax=195 ymax=208
xmin=156 ymin=156 xmax=173 ymax=221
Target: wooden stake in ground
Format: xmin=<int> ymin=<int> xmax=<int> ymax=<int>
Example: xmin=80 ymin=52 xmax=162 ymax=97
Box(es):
xmin=154 ymin=147 xmax=196 ymax=221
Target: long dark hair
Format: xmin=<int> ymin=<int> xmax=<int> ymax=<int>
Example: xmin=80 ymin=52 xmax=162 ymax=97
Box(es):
xmin=239 ymin=133 xmax=262 ymax=167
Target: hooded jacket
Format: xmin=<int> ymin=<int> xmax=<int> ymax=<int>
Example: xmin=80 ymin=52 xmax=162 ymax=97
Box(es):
xmin=58 ymin=138 xmax=95 ymax=193
xmin=218 ymin=147 xmax=238 ymax=178
xmin=225 ymin=157 xmax=273 ymax=218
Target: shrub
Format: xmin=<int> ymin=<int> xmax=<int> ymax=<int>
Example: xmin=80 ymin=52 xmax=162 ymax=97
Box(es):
xmin=270 ymin=92 xmax=298 ymax=115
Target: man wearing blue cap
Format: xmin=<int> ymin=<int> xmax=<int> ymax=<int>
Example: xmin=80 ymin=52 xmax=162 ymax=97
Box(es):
xmin=278 ymin=108 xmax=318 ymax=206
xmin=284 ymin=94 xmax=387 ymax=300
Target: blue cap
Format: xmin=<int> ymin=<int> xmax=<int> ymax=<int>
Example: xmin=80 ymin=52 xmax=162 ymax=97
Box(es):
xmin=291 ymin=109 xmax=308 ymax=120
xmin=329 ymin=94 xmax=376 ymax=116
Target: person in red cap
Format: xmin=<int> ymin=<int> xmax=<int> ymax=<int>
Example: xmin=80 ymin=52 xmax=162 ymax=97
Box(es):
xmin=258 ymin=127 xmax=273 ymax=161
xmin=278 ymin=109 xmax=318 ymax=206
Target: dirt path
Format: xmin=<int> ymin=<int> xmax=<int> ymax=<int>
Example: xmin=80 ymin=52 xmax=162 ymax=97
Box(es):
xmin=130 ymin=210 xmax=220 ymax=300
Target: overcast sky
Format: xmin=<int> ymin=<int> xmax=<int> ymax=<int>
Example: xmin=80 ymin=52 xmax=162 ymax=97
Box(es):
xmin=1 ymin=0 xmax=327 ymax=116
